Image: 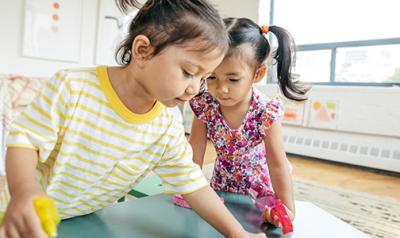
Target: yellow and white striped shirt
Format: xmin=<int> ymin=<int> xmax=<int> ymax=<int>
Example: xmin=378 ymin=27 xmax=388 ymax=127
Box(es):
xmin=1 ymin=66 xmax=207 ymax=219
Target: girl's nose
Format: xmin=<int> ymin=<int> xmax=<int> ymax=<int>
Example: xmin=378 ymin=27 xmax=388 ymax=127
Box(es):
xmin=217 ymin=84 xmax=229 ymax=94
xmin=186 ymin=78 xmax=201 ymax=96
xmin=185 ymin=86 xmax=196 ymax=95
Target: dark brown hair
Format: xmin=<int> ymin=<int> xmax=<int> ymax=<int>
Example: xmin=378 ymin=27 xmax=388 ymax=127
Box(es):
xmin=224 ymin=18 xmax=310 ymax=101
xmin=115 ymin=0 xmax=229 ymax=65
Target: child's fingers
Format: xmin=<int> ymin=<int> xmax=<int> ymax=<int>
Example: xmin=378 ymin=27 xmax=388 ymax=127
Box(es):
xmin=0 ymin=225 xmax=4 ymax=238
xmin=13 ymin=218 xmax=29 ymax=238
xmin=270 ymin=215 xmax=282 ymax=227
xmin=264 ymin=208 xmax=281 ymax=227
xmin=264 ymin=208 xmax=277 ymax=225
xmin=24 ymin=210 xmax=48 ymax=238
xmin=272 ymin=214 xmax=282 ymax=228
xmin=280 ymin=203 xmax=295 ymax=221
xmin=5 ymin=225 xmax=22 ymax=238
xmin=286 ymin=208 xmax=295 ymax=221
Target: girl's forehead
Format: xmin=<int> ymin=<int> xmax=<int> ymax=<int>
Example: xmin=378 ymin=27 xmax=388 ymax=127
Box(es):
xmin=227 ymin=44 xmax=255 ymax=60
xmin=172 ymin=45 xmax=224 ymax=66
xmin=223 ymin=55 xmax=254 ymax=69
xmin=219 ymin=56 xmax=253 ymax=72
xmin=160 ymin=43 xmax=223 ymax=72
xmin=178 ymin=39 xmax=225 ymax=55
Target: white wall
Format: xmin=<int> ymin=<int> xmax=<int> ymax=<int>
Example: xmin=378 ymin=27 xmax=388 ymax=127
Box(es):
xmin=0 ymin=0 xmax=262 ymax=77
xmin=95 ymin=0 xmax=127 ymax=66
xmin=211 ymin=0 xmax=260 ymax=23
xmin=0 ymin=0 xmax=99 ymax=77
xmin=257 ymin=84 xmax=400 ymax=173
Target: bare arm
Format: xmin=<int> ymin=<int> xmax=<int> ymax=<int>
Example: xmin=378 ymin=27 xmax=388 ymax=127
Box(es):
xmin=6 ymin=147 xmax=41 ymax=196
xmin=187 ymin=119 xmax=265 ymax=237
xmin=264 ymin=122 xmax=295 ymax=217
xmin=188 ymin=116 xmax=207 ymax=168
xmin=1 ymin=147 xmax=47 ymax=237
xmin=184 ymin=186 xmax=266 ymax=238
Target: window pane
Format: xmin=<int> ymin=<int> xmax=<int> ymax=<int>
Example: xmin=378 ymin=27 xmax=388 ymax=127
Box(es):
xmin=274 ymin=0 xmax=400 ymax=44
xmin=336 ymin=45 xmax=400 ymax=83
xmin=294 ymin=50 xmax=331 ymax=83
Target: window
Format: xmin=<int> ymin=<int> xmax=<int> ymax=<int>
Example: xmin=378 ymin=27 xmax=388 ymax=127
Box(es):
xmin=273 ymin=0 xmax=400 ymax=44
xmin=336 ymin=45 xmax=400 ymax=83
xmin=263 ymin=0 xmax=400 ymax=85
xmin=294 ymin=50 xmax=331 ymax=83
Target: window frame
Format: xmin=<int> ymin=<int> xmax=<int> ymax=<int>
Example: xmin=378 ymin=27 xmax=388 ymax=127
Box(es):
xmin=266 ymin=0 xmax=400 ymax=87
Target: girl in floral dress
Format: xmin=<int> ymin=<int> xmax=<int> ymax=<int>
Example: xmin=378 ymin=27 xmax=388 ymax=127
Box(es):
xmin=188 ymin=18 xmax=309 ymax=227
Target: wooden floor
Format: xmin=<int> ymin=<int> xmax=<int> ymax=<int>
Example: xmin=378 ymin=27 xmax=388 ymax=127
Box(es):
xmin=203 ymin=140 xmax=400 ymax=200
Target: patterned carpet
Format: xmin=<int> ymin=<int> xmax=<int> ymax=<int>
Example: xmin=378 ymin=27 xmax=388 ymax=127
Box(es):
xmin=293 ymin=179 xmax=400 ymax=238
xmin=202 ymin=164 xmax=400 ymax=238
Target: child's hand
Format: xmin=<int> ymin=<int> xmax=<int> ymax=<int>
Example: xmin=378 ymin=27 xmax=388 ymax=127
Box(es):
xmin=0 ymin=187 xmax=48 ymax=238
xmin=264 ymin=203 xmax=295 ymax=228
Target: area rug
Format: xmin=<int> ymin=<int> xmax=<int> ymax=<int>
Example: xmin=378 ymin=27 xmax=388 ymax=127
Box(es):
xmin=202 ymin=164 xmax=400 ymax=238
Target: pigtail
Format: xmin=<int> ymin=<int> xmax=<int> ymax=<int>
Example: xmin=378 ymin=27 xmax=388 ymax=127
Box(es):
xmin=269 ymin=26 xmax=310 ymax=101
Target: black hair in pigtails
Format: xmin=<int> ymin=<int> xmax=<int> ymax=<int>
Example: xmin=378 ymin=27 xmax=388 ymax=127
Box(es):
xmin=224 ymin=18 xmax=310 ymax=101
xmin=269 ymin=26 xmax=309 ymax=101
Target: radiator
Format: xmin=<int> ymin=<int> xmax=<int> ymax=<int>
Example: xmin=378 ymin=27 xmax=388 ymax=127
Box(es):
xmin=283 ymin=125 xmax=400 ymax=173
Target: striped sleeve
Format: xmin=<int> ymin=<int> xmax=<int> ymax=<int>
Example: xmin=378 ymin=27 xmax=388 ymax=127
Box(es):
xmin=153 ymin=121 xmax=208 ymax=194
xmin=6 ymin=70 xmax=72 ymax=163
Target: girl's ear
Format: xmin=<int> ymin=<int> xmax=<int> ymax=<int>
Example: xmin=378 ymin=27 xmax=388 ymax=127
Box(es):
xmin=131 ymin=35 xmax=154 ymax=66
xmin=254 ymin=64 xmax=267 ymax=83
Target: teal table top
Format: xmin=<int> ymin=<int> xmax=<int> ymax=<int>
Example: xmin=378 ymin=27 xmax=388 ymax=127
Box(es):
xmin=58 ymin=192 xmax=368 ymax=238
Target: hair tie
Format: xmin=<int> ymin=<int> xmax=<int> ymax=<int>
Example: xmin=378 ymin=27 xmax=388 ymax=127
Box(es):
xmin=260 ymin=25 xmax=269 ymax=34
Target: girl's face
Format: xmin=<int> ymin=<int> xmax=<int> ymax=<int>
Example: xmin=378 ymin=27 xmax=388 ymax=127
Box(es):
xmin=207 ymin=51 xmax=264 ymax=108
xmin=140 ymin=40 xmax=224 ymax=107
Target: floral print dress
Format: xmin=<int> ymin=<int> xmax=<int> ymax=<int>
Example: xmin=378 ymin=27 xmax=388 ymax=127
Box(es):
xmin=189 ymin=88 xmax=284 ymax=196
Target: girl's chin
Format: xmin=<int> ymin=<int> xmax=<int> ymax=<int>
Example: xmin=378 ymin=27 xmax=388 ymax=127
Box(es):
xmin=217 ymin=99 xmax=235 ymax=107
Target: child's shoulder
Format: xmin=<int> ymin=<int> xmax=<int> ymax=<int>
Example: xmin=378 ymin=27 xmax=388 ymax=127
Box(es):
xmin=253 ymin=88 xmax=283 ymax=108
xmin=61 ymin=67 xmax=98 ymax=78
xmin=49 ymin=67 xmax=99 ymax=87
xmin=189 ymin=92 xmax=218 ymax=121
xmin=51 ymin=67 xmax=98 ymax=80
xmin=252 ymin=88 xmax=284 ymax=118
xmin=163 ymin=106 xmax=183 ymax=124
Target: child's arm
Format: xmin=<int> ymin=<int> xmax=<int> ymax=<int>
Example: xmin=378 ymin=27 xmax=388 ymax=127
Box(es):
xmin=188 ymin=116 xmax=208 ymax=168
xmin=0 ymin=147 xmax=48 ymax=237
xmin=183 ymin=186 xmax=266 ymax=238
xmin=264 ymin=122 xmax=295 ymax=222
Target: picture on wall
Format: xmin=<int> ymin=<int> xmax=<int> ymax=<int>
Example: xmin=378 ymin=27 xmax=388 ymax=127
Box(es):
xmin=307 ymin=99 xmax=339 ymax=129
xmin=22 ymin=0 xmax=82 ymax=62
xmin=282 ymin=99 xmax=306 ymax=126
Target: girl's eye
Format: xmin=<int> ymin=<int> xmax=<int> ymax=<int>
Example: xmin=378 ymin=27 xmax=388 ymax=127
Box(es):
xmin=183 ymin=70 xmax=194 ymax=79
xmin=229 ymin=78 xmax=240 ymax=82
xmin=207 ymin=76 xmax=217 ymax=80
